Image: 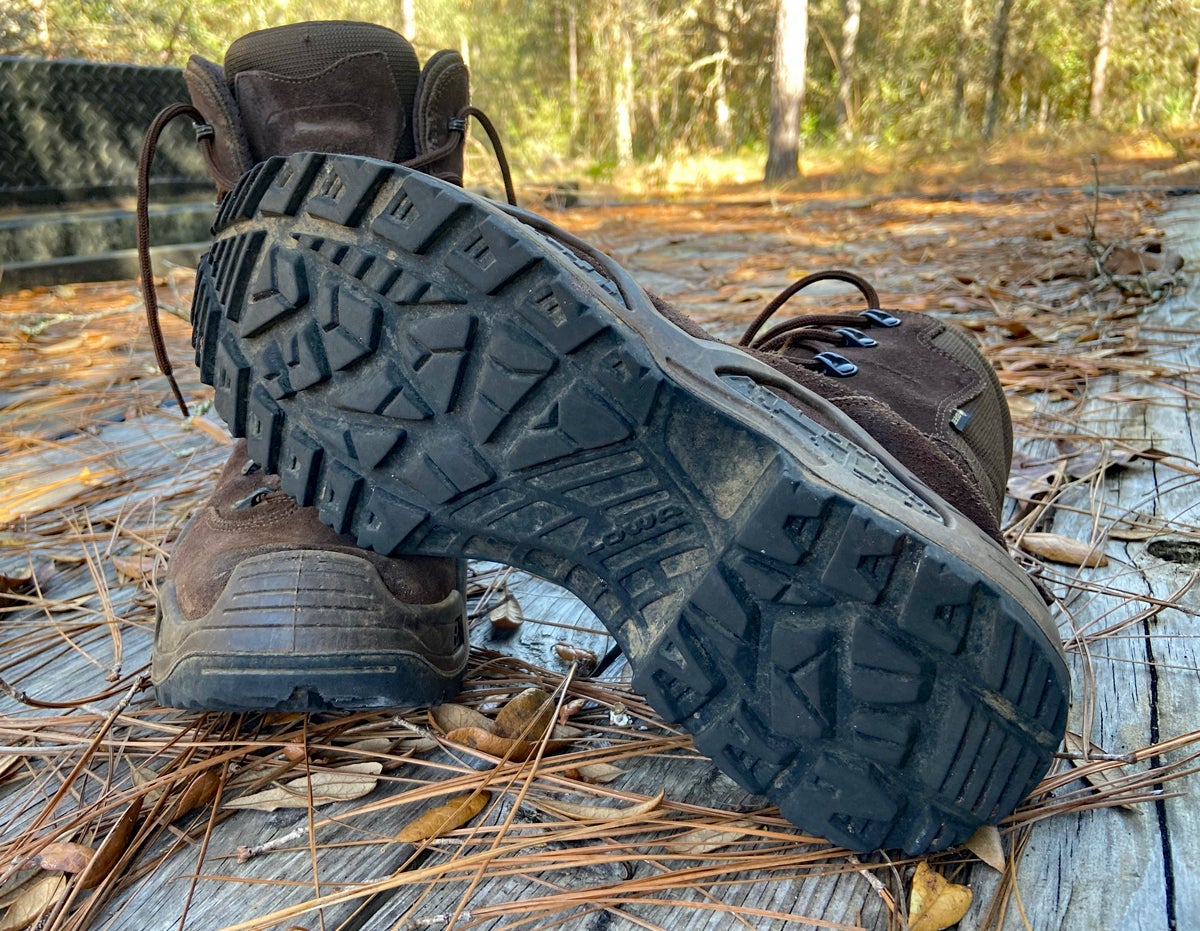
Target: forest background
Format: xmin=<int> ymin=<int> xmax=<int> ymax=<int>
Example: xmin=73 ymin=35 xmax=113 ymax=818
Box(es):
xmin=2 ymin=0 xmax=1199 ymax=191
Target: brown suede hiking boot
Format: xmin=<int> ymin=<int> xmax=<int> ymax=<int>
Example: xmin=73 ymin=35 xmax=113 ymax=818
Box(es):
xmin=184 ymin=153 xmax=1068 ymax=854
xmin=141 ymin=22 xmax=482 ymax=711
xmin=155 ymin=441 xmax=466 ymax=710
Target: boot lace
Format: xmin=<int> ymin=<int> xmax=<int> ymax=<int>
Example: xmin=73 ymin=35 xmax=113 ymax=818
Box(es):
xmin=136 ymin=104 xmax=516 ymax=417
xmin=737 ymin=269 xmax=901 ymax=377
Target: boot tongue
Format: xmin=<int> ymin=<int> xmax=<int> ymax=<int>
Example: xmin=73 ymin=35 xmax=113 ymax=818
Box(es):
xmin=223 ymin=21 xmax=420 ymax=164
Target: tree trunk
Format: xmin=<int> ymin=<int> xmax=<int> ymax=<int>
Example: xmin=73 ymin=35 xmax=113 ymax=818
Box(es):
xmin=764 ymin=0 xmax=808 ymax=183
xmin=613 ymin=16 xmax=635 ymax=164
xmin=714 ymin=2 xmax=734 ymax=150
xmin=568 ymin=4 xmax=580 ymax=155
xmin=1088 ymin=0 xmax=1117 ymax=121
xmin=950 ymin=0 xmax=974 ymax=136
xmin=1192 ymin=45 xmax=1200 ymax=120
xmin=982 ymin=0 xmax=1013 ymax=140
xmin=401 ymin=0 xmax=416 ymax=41
xmin=835 ymin=0 xmax=861 ymax=143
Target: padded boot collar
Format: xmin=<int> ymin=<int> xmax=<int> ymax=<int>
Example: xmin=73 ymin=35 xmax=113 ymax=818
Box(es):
xmin=234 ymin=51 xmax=406 ymax=163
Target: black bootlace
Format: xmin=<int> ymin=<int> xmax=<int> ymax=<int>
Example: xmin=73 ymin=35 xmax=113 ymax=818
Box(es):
xmin=137 ymin=103 xmax=516 ymax=418
xmin=737 ymin=269 xmax=901 ymax=377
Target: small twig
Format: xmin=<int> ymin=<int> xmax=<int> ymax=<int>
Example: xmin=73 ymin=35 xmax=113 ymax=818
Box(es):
xmin=848 ymin=854 xmax=896 ymax=913
xmin=391 ymin=716 xmax=441 ymax=743
xmin=1056 ymin=749 xmax=1138 ymax=763
xmin=396 ymin=912 xmax=471 ymax=931
xmin=237 ymin=824 xmax=310 ymax=862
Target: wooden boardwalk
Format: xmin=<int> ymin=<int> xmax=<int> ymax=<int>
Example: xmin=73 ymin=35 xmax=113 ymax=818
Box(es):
xmin=1 ymin=190 xmax=1198 ymax=931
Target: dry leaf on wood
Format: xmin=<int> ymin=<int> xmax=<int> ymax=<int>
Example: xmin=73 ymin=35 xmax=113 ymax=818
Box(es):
xmin=224 ymin=762 xmax=382 ymax=811
xmin=488 ymin=591 xmax=524 ymax=630
xmin=78 ymin=797 xmax=141 ymax=889
xmin=1108 ymin=524 xmax=1164 ymax=541
xmin=18 ymin=842 xmax=94 ymax=874
xmin=127 ymin=761 xmax=165 ymax=809
xmin=171 ymin=769 xmax=221 ymax=820
xmin=538 ymin=790 xmax=665 ymax=822
xmin=445 ymin=726 xmax=541 ymax=761
xmin=1019 ymin=532 xmax=1109 ymax=567
xmin=494 ymin=687 xmax=555 ymax=740
xmin=1006 ymin=395 xmax=1037 ymax=419
xmin=0 ymin=874 xmax=68 ymax=931
xmin=553 ymin=642 xmax=598 ymax=667
xmin=1063 ymin=732 xmax=1138 ymax=811
xmin=396 ymin=791 xmax=490 ymax=843
xmin=112 ymin=554 xmax=160 ymax=581
xmin=909 ymin=861 xmax=973 ymax=931
xmin=429 ymin=703 xmax=496 ymax=736
xmin=664 ymin=820 xmax=756 ymax=855
xmin=962 ymin=824 xmax=1006 ymax=872
xmin=570 ymin=763 xmax=625 ymax=785
xmin=0 ymin=570 xmax=34 ymax=610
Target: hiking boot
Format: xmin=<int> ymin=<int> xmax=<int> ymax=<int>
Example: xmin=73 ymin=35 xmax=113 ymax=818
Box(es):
xmin=141 ymin=22 xmax=484 ymax=710
xmin=154 ymin=441 xmax=467 ymax=710
xmin=186 ymin=153 xmax=1068 ymax=853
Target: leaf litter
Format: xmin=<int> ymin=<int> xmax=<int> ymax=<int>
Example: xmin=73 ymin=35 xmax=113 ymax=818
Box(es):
xmin=0 ymin=179 xmax=1198 ymax=931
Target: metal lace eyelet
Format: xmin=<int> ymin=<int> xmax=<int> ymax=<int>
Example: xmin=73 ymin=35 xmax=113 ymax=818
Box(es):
xmin=232 ymin=487 xmax=274 ymax=511
xmin=860 ymin=309 xmax=902 ymax=327
xmin=814 ymin=351 xmax=858 ymax=377
xmin=836 ymin=326 xmax=877 ymax=347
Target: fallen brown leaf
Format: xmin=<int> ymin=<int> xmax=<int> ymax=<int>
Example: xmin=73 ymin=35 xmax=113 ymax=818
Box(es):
xmin=571 ymin=762 xmax=625 ymax=785
xmin=909 ymin=860 xmax=973 ymax=931
xmin=962 ymin=824 xmax=1006 ymax=872
xmin=171 ymin=769 xmax=221 ymax=820
xmin=538 ymin=790 xmax=665 ymax=822
xmin=1020 ymin=532 xmax=1109 ymax=567
xmin=445 ymin=726 xmax=542 ymax=761
xmin=429 ymin=703 xmax=496 ymax=736
xmin=78 ymin=797 xmax=142 ymax=889
xmin=665 ymin=820 xmax=756 ymax=855
xmin=1064 ymin=731 xmax=1138 ymax=811
xmin=396 ymin=791 xmax=490 ymax=843
xmin=0 ymin=570 xmax=34 ymax=610
xmin=112 ymin=554 xmax=160 ymax=581
xmin=494 ymin=687 xmax=555 ymax=741
xmin=1006 ymin=395 xmax=1037 ymax=419
xmin=19 ymin=842 xmax=94 ymax=874
xmin=224 ymin=762 xmax=382 ymax=811
xmin=0 ymin=874 xmax=68 ymax=931
xmin=488 ymin=591 xmax=525 ymax=630
xmin=553 ymin=642 xmax=598 ymax=668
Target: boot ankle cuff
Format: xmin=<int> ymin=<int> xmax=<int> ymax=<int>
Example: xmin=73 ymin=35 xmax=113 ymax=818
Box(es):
xmin=185 ymin=55 xmax=252 ymax=195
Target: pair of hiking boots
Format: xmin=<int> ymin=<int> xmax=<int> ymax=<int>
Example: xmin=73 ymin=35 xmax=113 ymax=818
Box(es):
xmin=141 ymin=21 xmax=1069 ymax=855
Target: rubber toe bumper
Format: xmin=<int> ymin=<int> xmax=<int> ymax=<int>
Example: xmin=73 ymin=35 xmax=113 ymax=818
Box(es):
xmin=153 ymin=548 xmax=468 ymax=711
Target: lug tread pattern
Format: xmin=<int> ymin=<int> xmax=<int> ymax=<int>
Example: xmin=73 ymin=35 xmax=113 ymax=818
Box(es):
xmin=190 ymin=153 xmax=1068 ymax=855
xmin=637 ymin=469 xmax=1067 ymax=853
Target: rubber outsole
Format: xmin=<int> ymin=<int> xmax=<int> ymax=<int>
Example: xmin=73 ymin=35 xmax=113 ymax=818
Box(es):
xmin=189 ymin=152 xmax=1069 ymax=853
xmin=153 ymin=549 xmax=468 ymax=711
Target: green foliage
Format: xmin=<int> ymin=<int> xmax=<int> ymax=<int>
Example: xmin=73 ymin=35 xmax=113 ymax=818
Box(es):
xmin=2 ymin=0 xmax=1197 ymax=170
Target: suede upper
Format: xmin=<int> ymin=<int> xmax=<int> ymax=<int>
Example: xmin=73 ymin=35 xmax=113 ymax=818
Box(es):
xmin=171 ymin=441 xmax=459 ymax=621
xmin=648 ymin=293 xmax=1012 ymax=545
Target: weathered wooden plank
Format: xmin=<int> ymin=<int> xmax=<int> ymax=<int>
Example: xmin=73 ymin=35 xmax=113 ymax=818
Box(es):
xmin=964 ymin=195 xmax=1200 ymax=930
